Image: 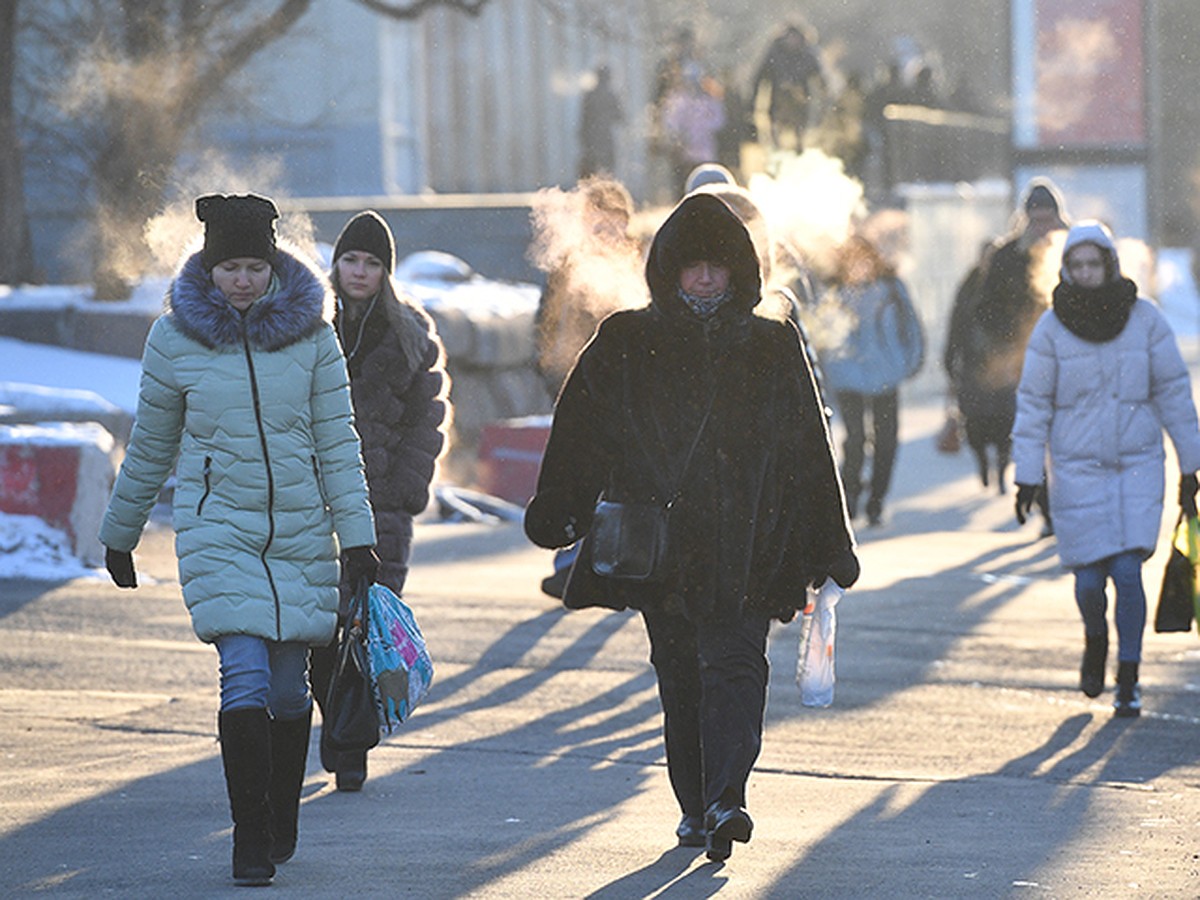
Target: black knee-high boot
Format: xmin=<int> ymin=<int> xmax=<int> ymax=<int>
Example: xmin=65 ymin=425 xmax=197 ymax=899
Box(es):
xmin=219 ymin=707 xmax=275 ymax=886
xmin=269 ymin=708 xmax=312 ymax=864
xmin=1080 ymin=633 xmax=1107 ymax=698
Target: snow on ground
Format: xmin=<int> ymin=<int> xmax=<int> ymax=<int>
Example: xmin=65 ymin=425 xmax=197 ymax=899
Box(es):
xmin=0 ymin=513 xmax=101 ymax=581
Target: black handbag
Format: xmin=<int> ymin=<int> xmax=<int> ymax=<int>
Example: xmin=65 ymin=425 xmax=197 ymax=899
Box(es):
xmin=322 ymin=583 xmax=380 ymax=752
xmin=1155 ymin=511 xmax=1196 ymax=633
xmin=590 ymin=500 xmax=670 ymax=581
xmin=589 ymin=388 xmax=716 ymax=583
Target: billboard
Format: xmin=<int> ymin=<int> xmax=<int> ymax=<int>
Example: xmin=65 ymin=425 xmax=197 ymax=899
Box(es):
xmin=1013 ymin=0 xmax=1146 ymax=150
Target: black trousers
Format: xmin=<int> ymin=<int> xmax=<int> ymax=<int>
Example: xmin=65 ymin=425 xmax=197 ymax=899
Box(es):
xmin=835 ymin=389 xmax=898 ymax=516
xmin=641 ymin=605 xmax=771 ymax=816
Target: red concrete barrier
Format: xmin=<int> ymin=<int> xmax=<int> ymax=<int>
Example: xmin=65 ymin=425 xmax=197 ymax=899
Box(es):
xmin=476 ymin=416 xmax=551 ymax=507
xmin=0 ymin=424 xmax=116 ymax=566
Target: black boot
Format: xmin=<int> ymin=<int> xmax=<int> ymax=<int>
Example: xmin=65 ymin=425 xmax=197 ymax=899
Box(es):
xmin=1114 ymin=661 xmax=1141 ymax=718
xmin=219 ymin=708 xmax=275 ymax=887
xmin=704 ymin=803 xmax=753 ymax=862
xmin=269 ymin=708 xmax=312 ymax=864
xmin=1080 ymin=633 xmax=1107 ymax=698
xmin=335 ymin=750 xmax=368 ymax=792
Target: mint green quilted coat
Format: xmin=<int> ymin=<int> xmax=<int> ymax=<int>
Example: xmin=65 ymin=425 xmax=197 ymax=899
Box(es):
xmin=100 ymin=248 xmax=375 ymax=644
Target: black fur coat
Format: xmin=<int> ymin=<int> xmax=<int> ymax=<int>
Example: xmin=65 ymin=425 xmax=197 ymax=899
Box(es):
xmin=525 ymin=193 xmax=856 ymax=622
xmin=333 ymin=275 xmax=449 ymax=596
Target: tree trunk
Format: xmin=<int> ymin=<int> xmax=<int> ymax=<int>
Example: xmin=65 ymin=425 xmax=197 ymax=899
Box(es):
xmin=90 ymin=103 xmax=177 ymax=301
xmin=0 ymin=0 xmax=34 ymax=284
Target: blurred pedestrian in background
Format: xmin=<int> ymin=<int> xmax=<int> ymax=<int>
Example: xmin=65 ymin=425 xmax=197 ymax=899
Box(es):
xmin=661 ymin=62 xmax=726 ymax=196
xmin=578 ymin=64 xmax=625 ymax=179
xmin=944 ymin=178 xmax=1067 ymax=525
xmin=750 ymin=22 xmax=825 ymax=150
xmin=525 ymin=193 xmax=858 ymax=861
xmin=1013 ymin=220 xmax=1200 ymax=717
xmin=308 ymin=210 xmax=450 ymax=790
xmin=818 ymin=234 xmax=924 ymax=526
xmin=99 ymin=193 xmax=378 ymax=886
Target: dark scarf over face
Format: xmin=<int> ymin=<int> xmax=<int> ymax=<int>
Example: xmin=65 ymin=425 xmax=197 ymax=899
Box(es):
xmin=1052 ymin=276 xmax=1137 ymax=343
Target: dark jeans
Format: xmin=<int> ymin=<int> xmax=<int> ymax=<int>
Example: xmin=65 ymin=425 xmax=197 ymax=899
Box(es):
xmin=641 ymin=605 xmax=771 ymax=816
xmin=1073 ymin=550 xmax=1147 ymax=662
xmin=835 ymin=389 xmax=898 ymax=516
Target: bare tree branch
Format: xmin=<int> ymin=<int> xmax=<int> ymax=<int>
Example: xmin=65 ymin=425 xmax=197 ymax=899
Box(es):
xmin=355 ymin=0 xmax=490 ymax=20
xmin=186 ymin=0 xmax=312 ymax=115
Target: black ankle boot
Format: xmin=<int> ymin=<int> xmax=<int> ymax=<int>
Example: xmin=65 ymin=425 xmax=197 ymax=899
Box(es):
xmin=269 ymin=708 xmax=312 ymax=864
xmin=219 ymin=708 xmax=275 ymax=886
xmin=335 ymin=750 xmax=367 ymax=792
xmin=704 ymin=803 xmax=753 ymax=862
xmin=1080 ymin=633 xmax=1107 ymax=698
xmin=1114 ymin=661 xmax=1141 ymax=718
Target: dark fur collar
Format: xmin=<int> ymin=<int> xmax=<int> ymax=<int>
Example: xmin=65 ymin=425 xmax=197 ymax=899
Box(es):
xmin=168 ymin=247 xmax=330 ymax=351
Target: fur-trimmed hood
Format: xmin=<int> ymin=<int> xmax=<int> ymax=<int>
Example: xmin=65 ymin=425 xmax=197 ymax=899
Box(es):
xmin=168 ymin=245 xmax=332 ymax=351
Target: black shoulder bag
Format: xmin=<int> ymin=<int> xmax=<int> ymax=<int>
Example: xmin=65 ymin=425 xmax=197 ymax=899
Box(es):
xmin=590 ymin=389 xmax=717 ymax=583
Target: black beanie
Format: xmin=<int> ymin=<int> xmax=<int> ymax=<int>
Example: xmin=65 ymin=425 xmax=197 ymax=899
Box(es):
xmin=196 ymin=193 xmax=279 ymax=270
xmin=333 ymin=210 xmax=395 ymax=273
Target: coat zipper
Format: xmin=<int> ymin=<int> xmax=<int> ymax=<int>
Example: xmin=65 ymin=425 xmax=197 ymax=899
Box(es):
xmin=241 ymin=329 xmax=282 ymax=639
xmin=196 ymin=455 xmax=212 ymax=515
xmin=311 ymin=455 xmax=329 ymax=509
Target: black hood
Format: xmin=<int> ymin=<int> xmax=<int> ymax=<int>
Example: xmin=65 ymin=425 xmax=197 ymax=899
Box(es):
xmin=645 ymin=193 xmax=761 ymax=316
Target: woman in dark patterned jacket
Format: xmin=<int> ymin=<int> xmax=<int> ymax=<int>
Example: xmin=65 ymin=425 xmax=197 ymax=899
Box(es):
xmin=310 ymin=210 xmax=451 ymax=791
xmin=525 ymin=192 xmax=858 ymax=861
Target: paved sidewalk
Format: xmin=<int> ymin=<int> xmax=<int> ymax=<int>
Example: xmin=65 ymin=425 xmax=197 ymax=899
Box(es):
xmin=4 ymin=392 xmax=1200 ymax=897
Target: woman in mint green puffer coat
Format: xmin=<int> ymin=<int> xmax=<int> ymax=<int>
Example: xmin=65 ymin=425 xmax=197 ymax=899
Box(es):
xmin=99 ymin=193 xmax=377 ymax=887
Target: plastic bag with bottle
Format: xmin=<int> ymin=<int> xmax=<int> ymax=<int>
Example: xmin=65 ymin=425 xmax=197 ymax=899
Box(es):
xmin=796 ymin=578 xmax=844 ymax=707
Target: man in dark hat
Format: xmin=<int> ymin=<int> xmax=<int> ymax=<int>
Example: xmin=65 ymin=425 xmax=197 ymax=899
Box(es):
xmin=944 ymin=177 xmax=1067 ymax=526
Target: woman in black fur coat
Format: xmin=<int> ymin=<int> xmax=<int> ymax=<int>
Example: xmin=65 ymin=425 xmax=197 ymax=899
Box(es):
xmin=525 ymin=192 xmax=858 ymax=861
xmin=310 ymin=210 xmax=451 ymax=791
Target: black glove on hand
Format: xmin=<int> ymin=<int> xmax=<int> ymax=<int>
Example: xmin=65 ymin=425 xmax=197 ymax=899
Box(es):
xmin=1181 ymin=473 xmax=1199 ymax=518
xmin=343 ymin=545 xmax=380 ymax=587
xmin=105 ymin=547 xmax=137 ymax=588
xmin=1014 ymin=483 xmax=1040 ymax=525
xmin=815 ymin=548 xmax=861 ymax=590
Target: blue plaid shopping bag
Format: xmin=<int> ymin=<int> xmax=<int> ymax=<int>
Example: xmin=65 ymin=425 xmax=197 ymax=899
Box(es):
xmin=365 ymin=584 xmax=434 ymax=729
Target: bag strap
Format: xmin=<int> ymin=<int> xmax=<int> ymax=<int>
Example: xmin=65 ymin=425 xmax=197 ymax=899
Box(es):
xmin=663 ymin=385 xmax=718 ymax=509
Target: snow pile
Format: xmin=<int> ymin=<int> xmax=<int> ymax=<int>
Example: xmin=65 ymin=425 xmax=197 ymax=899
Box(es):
xmin=0 ymin=513 xmax=100 ymax=581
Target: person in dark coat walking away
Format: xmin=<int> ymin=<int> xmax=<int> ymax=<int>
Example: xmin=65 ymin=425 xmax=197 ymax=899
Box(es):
xmin=99 ymin=193 xmax=379 ymax=886
xmin=945 ymin=178 xmax=1067 ymax=521
xmin=309 ymin=210 xmax=450 ymax=790
xmin=751 ymin=22 xmax=825 ymax=149
xmin=1013 ymin=220 xmax=1200 ymax=717
xmin=524 ymin=192 xmax=859 ymax=861
xmin=578 ymin=64 xmax=625 ymax=179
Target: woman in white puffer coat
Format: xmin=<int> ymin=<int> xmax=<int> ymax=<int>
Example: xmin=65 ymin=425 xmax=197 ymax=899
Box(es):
xmin=1012 ymin=220 xmax=1200 ymax=717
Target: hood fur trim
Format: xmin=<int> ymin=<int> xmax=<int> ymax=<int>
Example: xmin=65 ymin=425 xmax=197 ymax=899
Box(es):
xmin=169 ymin=245 xmax=331 ymax=351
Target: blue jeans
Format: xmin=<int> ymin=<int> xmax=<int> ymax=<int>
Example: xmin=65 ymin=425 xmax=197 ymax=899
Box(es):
xmin=215 ymin=634 xmax=312 ymax=718
xmin=1072 ymin=550 xmax=1147 ymax=662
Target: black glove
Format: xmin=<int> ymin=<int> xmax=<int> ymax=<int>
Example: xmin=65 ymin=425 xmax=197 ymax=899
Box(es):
xmin=815 ymin=548 xmax=861 ymax=590
xmin=104 ymin=546 xmax=137 ymax=588
xmin=1014 ymin=483 xmax=1041 ymax=525
xmin=1181 ymin=473 xmax=1199 ymax=518
xmin=343 ymin=545 xmax=379 ymax=587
